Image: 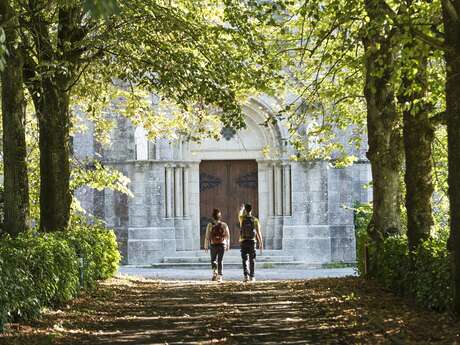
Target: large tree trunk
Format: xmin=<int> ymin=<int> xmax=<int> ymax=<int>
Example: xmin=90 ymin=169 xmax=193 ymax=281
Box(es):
xmin=35 ymin=81 xmax=72 ymax=232
xmin=0 ymin=1 xmax=30 ymax=235
xmin=442 ymin=0 xmax=460 ymax=315
xmin=25 ymin=4 xmax=84 ymax=231
xmin=403 ymin=111 xmax=434 ymax=250
xmin=399 ymin=47 xmax=434 ymax=251
xmin=363 ymin=0 xmax=403 ymax=275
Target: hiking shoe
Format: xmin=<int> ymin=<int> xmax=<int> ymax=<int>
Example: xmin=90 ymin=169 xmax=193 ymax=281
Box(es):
xmin=249 ymin=276 xmax=256 ymax=282
xmin=212 ymin=271 xmax=218 ymax=281
xmin=217 ymin=275 xmax=223 ymax=282
xmin=243 ymin=275 xmax=249 ymax=282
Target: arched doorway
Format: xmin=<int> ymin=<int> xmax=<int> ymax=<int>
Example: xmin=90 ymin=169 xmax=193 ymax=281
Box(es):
xmin=185 ymin=98 xmax=286 ymax=251
xmin=199 ymin=159 xmax=259 ymax=249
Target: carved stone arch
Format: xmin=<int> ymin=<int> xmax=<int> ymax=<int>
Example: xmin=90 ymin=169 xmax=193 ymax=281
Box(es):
xmin=185 ymin=97 xmax=285 ymax=161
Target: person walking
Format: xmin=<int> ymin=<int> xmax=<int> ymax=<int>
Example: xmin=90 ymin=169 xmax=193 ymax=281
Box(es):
xmin=204 ymin=208 xmax=230 ymax=282
xmin=239 ymin=203 xmax=263 ymax=282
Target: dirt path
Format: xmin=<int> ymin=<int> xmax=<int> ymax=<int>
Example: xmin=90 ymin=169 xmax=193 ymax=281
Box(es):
xmin=1 ymin=277 xmax=459 ymax=344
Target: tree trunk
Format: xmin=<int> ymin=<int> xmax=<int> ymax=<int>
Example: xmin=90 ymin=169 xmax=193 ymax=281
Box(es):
xmin=34 ymin=82 xmax=72 ymax=232
xmin=399 ymin=47 xmax=434 ymax=252
xmin=25 ymin=4 xmax=84 ymax=232
xmin=0 ymin=1 xmax=30 ymax=235
xmin=363 ymin=0 xmax=403 ymax=275
xmin=442 ymin=0 xmax=460 ymax=315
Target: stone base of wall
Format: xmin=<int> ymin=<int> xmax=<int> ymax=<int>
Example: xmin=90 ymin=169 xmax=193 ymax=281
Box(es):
xmin=127 ymin=227 xmax=176 ymax=265
xmin=118 ymin=224 xmax=356 ymax=265
xmin=282 ymin=225 xmax=356 ymax=263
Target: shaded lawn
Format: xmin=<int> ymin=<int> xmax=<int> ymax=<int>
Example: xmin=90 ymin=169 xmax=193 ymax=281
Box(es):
xmin=1 ymin=276 xmax=459 ymax=344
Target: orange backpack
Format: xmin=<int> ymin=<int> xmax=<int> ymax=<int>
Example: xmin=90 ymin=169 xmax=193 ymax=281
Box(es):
xmin=210 ymin=222 xmax=226 ymax=244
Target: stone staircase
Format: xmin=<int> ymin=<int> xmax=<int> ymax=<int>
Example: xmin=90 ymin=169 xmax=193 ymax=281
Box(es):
xmin=148 ymin=250 xmax=314 ymax=268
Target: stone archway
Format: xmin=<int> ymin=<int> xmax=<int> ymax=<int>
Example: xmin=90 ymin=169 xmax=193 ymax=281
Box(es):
xmin=182 ymin=98 xmax=287 ymax=251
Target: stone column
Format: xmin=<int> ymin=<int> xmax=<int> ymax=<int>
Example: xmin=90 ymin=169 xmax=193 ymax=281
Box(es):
xmin=274 ymin=164 xmax=283 ymax=216
xmin=283 ymin=163 xmax=292 ymax=216
xmin=183 ymin=165 xmax=190 ymax=217
xmin=268 ymin=163 xmax=274 ymax=216
xmin=182 ymin=164 xmax=193 ymax=250
xmin=155 ymin=141 xmax=160 ymax=160
xmin=174 ymin=165 xmax=183 ymax=217
xmin=165 ymin=165 xmax=174 ymax=218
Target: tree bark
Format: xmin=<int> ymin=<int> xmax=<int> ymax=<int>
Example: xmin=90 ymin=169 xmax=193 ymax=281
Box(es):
xmin=399 ymin=45 xmax=434 ymax=252
xmin=442 ymin=0 xmax=460 ymax=315
xmin=363 ymin=0 xmax=403 ymax=274
xmin=25 ymin=3 xmax=85 ymax=231
xmin=34 ymin=81 xmax=72 ymax=232
xmin=0 ymin=0 xmax=30 ymax=235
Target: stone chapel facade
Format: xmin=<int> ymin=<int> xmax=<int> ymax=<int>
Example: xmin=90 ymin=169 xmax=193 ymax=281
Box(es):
xmin=74 ymin=95 xmax=372 ymax=265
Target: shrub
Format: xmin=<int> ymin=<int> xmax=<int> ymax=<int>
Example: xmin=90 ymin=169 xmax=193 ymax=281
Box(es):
xmin=354 ymin=206 xmax=453 ymax=311
xmin=0 ymin=223 xmax=120 ymax=323
xmin=63 ymin=223 xmax=121 ymax=288
xmin=0 ymin=233 xmax=79 ymax=321
xmin=353 ymin=202 xmax=372 ymax=276
xmin=413 ymin=238 xmax=452 ymax=311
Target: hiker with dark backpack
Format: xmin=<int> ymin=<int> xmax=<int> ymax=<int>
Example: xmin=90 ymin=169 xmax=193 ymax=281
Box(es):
xmin=239 ymin=203 xmax=263 ymax=282
xmin=204 ymin=208 xmax=230 ymax=282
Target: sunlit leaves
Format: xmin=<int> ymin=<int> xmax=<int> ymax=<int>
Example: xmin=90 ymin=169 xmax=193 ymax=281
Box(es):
xmin=71 ymin=160 xmax=133 ymax=197
xmin=83 ymin=0 xmax=120 ymax=18
xmin=0 ymin=28 xmax=6 ymax=71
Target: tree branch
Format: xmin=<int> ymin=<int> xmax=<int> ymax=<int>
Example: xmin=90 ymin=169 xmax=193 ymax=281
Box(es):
xmin=442 ymin=0 xmax=460 ymax=23
xmin=430 ymin=111 xmax=447 ymax=126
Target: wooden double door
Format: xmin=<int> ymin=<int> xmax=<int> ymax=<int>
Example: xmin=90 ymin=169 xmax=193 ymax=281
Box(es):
xmin=200 ymin=160 xmax=258 ymax=249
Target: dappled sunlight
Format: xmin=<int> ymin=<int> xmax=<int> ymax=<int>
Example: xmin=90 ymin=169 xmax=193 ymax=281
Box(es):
xmin=1 ymin=277 xmax=459 ymax=344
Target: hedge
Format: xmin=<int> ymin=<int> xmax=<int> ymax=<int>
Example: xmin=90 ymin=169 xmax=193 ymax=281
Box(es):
xmin=0 ymin=224 xmax=120 ymax=324
xmin=355 ymin=205 xmax=453 ymax=311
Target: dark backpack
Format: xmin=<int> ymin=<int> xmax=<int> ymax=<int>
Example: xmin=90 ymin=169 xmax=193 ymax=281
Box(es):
xmin=210 ymin=222 xmax=226 ymax=244
xmin=240 ymin=216 xmax=256 ymax=240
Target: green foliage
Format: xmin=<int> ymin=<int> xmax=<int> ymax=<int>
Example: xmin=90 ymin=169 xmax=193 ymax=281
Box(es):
xmin=412 ymin=239 xmax=452 ymax=311
xmin=71 ymin=160 xmax=133 ymax=197
xmin=64 ymin=218 xmax=121 ymax=286
xmin=353 ymin=202 xmax=372 ymax=276
xmin=0 ymin=233 xmax=78 ymax=321
xmin=0 ymin=222 xmax=120 ymax=323
xmin=355 ymin=206 xmax=453 ymax=311
xmin=0 ymin=28 xmax=5 ymax=71
xmin=83 ymin=0 xmax=119 ymax=18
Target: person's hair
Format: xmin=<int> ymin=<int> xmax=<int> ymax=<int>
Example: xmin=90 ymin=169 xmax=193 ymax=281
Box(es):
xmin=244 ymin=203 xmax=252 ymax=213
xmin=212 ymin=208 xmax=222 ymax=220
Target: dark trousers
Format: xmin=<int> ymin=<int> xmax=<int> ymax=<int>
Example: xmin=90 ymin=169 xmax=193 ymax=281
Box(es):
xmin=241 ymin=240 xmax=256 ymax=277
xmin=210 ymin=244 xmax=225 ymax=275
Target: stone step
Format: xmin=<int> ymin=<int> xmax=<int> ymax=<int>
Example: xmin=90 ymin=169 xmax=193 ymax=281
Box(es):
xmin=168 ymin=250 xmax=286 ymax=258
xmin=163 ymin=255 xmax=295 ymax=264
xmin=149 ymin=261 xmax=315 ymax=269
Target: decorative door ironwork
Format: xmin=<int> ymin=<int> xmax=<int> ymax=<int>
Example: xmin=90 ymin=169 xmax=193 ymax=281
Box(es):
xmin=199 ymin=160 xmax=258 ymax=249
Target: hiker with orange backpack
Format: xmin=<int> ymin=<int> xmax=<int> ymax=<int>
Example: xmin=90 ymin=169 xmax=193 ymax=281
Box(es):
xmin=239 ymin=203 xmax=263 ymax=282
xmin=204 ymin=208 xmax=230 ymax=282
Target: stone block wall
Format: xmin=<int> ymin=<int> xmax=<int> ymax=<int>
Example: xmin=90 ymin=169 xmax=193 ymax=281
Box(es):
xmin=72 ymin=106 xmax=372 ymax=266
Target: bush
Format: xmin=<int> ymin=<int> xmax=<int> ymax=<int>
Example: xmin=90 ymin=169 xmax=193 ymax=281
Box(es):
xmin=63 ymin=223 xmax=121 ymax=288
xmin=354 ymin=205 xmax=453 ymax=311
xmin=353 ymin=202 xmax=372 ymax=276
xmin=413 ymin=239 xmax=452 ymax=311
xmin=0 ymin=223 xmax=120 ymax=323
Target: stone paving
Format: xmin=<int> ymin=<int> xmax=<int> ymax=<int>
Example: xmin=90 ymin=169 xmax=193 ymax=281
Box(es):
xmin=118 ymin=266 xmax=357 ymax=281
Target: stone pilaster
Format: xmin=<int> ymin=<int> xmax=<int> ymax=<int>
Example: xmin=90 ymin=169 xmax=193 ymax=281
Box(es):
xmin=174 ymin=165 xmax=183 ymax=217
xmin=165 ymin=165 xmax=174 ymax=218
xmin=274 ymin=164 xmax=283 ymax=216
xmin=283 ymin=163 xmax=292 ymax=216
